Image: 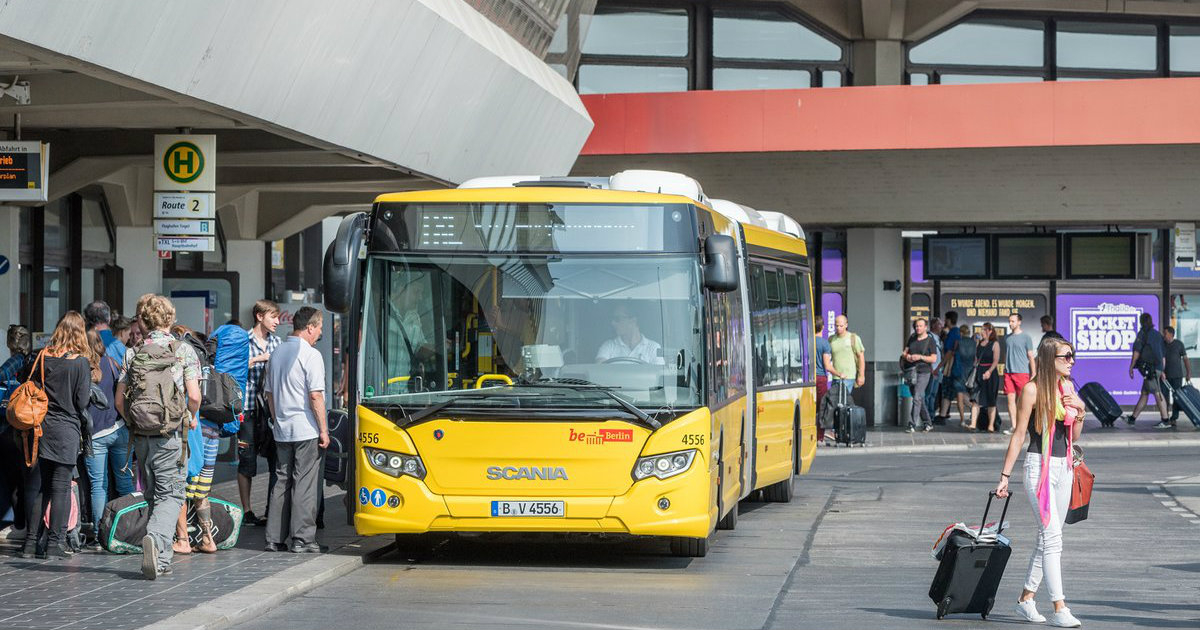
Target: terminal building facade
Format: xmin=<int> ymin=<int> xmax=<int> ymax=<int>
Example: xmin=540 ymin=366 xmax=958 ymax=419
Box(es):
xmin=3 ymin=0 xmax=1200 ymax=425
xmin=570 ymin=0 xmax=1200 ymax=423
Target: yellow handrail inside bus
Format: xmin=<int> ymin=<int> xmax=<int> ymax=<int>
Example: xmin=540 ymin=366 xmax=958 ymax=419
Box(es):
xmin=475 ymin=374 xmax=512 ymax=388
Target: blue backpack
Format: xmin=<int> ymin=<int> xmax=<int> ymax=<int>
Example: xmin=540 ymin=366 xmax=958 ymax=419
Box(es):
xmin=201 ymin=325 xmax=250 ymax=437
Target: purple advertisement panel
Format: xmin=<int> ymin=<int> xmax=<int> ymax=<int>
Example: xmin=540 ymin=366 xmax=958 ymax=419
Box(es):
xmin=821 ymin=292 xmax=843 ymax=336
xmin=1057 ymin=293 xmax=1160 ymax=405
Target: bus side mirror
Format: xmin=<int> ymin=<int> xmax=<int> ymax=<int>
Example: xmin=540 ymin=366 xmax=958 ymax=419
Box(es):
xmin=703 ymin=234 xmax=738 ymax=293
xmin=323 ymin=212 xmax=369 ymax=314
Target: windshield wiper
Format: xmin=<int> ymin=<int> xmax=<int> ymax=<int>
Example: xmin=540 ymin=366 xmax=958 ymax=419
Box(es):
xmin=378 ymin=391 xmax=538 ymax=426
xmin=513 ymin=381 xmax=661 ymax=429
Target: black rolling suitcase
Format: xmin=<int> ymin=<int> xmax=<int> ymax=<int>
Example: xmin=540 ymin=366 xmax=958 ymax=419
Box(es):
xmin=1164 ymin=380 xmax=1200 ymax=428
xmin=1078 ymin=381 xmax=1122 ymax=427
xmin=324 ymin=409 xmax=351 ymax=484
xmin=832 ymin=386 xmax=867 ymax=447
xmin=930 ymin=491 xmax=1012 ymax=620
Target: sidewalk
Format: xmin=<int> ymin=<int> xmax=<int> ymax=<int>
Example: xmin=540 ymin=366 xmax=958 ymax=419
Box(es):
xmin=819 ymin=413 xmax=1200 ymax=455
xmin=0 ymin=462 xmax=385 ymax=630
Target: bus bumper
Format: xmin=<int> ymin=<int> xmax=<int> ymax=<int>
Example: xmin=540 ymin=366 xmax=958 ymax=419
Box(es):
xmin=354 ymin=463 xmax=713 ymax=539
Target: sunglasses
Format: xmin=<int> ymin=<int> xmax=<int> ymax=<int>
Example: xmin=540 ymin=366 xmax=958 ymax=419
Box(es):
xmin=1056 ymin=352 xmax=1075 ymax=362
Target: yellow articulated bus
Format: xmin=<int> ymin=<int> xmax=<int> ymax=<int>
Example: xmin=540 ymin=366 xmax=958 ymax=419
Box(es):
xmin=322 ymin=170 xmax=818 ymax=557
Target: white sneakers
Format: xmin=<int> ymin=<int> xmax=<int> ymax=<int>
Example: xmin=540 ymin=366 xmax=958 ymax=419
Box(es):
xmin=1047 ymin=608 xmax=1082 ymax=627
xmin=1016 ymin=601 xmax=1081 ymax=627
xmin=1016 ymin=600 xmax=1047 ymax=623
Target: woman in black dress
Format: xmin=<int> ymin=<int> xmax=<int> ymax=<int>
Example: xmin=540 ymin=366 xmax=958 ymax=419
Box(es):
xmin=17 ymin=311 xmax=98 ymax=559
xmin=967 ymin=322 xmax=1002 ymax=432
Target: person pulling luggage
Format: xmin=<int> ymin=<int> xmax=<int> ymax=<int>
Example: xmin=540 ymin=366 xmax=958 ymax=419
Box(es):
xmin=994 ymin=336 xmax=1086 ymax=628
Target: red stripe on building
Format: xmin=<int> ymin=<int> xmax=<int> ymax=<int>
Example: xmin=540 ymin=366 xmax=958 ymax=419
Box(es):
xmin=580 ymin=77 xmax=1200 ymax=155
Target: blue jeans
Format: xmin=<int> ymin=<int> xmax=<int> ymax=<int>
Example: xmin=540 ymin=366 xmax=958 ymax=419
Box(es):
xmin=85 ymin=426 xmax=135 ymax=532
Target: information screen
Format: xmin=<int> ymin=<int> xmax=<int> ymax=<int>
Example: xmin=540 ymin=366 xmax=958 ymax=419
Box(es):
xmin=923 ymin=235 xmax=989 ymax=279
xmin=993 ymin=235 xmax=1060 ymax=279
xmin=371 ymin=203 xmax=698 ymax=254
xmin=1065 ymin=234 xmax=1135 ymax=279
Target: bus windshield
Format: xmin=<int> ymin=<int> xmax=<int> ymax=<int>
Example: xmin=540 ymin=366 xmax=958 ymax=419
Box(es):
xmin=359 ymin=254 xmax=705 ymax=413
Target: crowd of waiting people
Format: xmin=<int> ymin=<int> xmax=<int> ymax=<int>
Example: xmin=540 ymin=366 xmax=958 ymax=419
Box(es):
xmin=0 ymin=295 xmax=329 ymax=579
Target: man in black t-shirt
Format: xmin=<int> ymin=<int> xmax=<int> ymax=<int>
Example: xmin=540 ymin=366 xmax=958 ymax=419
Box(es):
xmin=901 ymin=318 xmax=938 ymax=434
xmin=1163 ymin=325 xmax=1192 ymax=428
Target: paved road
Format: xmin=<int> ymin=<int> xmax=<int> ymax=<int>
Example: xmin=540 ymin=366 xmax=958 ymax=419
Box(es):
xmin=234 ymin=447 xmax=1200 ymax=630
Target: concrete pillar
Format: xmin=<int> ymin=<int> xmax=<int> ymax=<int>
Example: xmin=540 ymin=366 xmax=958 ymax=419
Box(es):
xmin=0 ymin=206 xmax=20 ymax=364
xmin=227 ymin=239 xmax=266 ymax=325
xmin=116 ymin=226 xmax=161 ymax=317
xmin=851 ymin=40 xmax=904 ymax=86
xmin=846 ymin=228 xmax=904 ymax=425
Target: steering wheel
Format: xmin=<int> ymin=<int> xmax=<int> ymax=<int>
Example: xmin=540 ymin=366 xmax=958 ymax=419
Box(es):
xmin=603 ymin=356 xmax=648 ymax=365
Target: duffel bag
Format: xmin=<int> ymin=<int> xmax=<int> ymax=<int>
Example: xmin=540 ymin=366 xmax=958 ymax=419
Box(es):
xmin=185 ymin=496 xmax=244 ymax=550
xmin=100 ymin=492 xmax=244 ymax=553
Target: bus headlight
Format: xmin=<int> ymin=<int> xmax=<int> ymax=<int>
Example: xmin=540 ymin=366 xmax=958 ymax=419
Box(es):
xmin=632 ymin=450 xmax=696 ymax=481
xmin=365 ymin=447 xmax=426 ymax=480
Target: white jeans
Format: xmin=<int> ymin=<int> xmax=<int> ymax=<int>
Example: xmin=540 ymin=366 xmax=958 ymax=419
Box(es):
xmin=1022 ymin=453 xmax=1073 ymax=602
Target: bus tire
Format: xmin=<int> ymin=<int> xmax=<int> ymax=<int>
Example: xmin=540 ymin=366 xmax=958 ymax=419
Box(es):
xmin=669 ymin=535 xmax=709 ymax=558
xmin=763 ymin=474 xmax=793 ymax=503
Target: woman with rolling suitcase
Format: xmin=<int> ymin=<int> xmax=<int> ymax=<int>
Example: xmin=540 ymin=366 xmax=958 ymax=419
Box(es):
xmin=994 ymin=336 xmax=1086 ymax=628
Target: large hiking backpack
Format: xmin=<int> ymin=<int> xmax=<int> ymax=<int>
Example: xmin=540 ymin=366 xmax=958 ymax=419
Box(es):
xmin=5 ymin=349 xmax=48 ymax=466
xmin=125 ymin=341 xmax=188 ymax=436
xmin=200 ymin=325 xmax=248 ymax=437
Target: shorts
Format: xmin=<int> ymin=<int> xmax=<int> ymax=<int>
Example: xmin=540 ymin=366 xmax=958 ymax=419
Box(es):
xmin=1003 ymin=372 xmax=1030 ymax=396
xmin=237 ymin=416 xmax=257 ymax=478
xmin=1142 ymin=374 xmax=1162 ymax=394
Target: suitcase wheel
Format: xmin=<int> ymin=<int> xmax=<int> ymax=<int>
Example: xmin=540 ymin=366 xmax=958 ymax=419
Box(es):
xmin=936 ymin=596 xmax=951 ymax=620
xmin=982 ymin=597 xmax=994 ymax=620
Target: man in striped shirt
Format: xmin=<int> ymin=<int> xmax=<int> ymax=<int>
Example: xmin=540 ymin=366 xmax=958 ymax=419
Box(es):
xmin=238 ymin=299 xmax=282 ymax=526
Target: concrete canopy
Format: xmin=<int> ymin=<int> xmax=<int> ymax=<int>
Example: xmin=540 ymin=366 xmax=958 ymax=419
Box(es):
xmin=0 ymin=0 xmax=593 ymax=239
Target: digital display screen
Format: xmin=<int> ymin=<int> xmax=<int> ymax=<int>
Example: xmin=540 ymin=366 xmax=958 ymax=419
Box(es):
xmin=923 ymin=235 xmax=990 ymax=279
xmin=1065 ymin=234 xmax=1135 ymax=279
xmin=371 ymin=203 xmax=698 ymax=253
xmin=994 ymin=235 xmax=1060 ymax=279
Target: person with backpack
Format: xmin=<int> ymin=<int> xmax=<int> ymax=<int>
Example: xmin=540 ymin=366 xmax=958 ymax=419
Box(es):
xmin=114 ymin=294 xmax=202 ymax=579
xmin=241 ymin=300 xmax=282 ymax=526
xmin=9 ymin=312 xmax=98 ymax=559
xmin=83 ymin=329 xmax=134 ymax=548
xmin=0 ymin=325 xmax=33 ymax=542
xmin=1126 ymin=312 xmax=1171 ymax=428
xmin=172 ymin=321 xmax=248 ymax=554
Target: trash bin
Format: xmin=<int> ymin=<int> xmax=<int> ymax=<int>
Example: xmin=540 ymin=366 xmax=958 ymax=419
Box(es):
xmin=898 ymin=381 xmax=913 ymax=427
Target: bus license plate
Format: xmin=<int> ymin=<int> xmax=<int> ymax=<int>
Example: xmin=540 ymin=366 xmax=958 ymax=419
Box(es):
xmin=490 ymin=500 xmax=565 ymax=517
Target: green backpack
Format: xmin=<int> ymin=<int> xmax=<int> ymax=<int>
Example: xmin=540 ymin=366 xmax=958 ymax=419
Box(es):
xmin=125 ymin=341 xmax=188 ymax=436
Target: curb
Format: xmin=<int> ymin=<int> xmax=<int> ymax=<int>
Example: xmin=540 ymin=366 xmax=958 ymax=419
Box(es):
xmin=817 ymin=436 xmax=1200 ymax=456
xmin=142 ymin=537 xmax=395 ymax=630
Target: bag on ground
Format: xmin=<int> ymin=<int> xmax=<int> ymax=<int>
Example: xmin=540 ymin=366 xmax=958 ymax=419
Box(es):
xmin=99 ymin=492 xmax=244 ymax=552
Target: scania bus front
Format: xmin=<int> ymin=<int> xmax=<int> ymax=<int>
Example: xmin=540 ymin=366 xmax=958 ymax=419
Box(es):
xmin=337 ymin=189 xmax=742 ymax=557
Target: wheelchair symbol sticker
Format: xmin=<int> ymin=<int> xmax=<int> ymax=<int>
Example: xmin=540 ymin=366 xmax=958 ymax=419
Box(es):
xmin=358 ymin=487 xmax=369 ymax=505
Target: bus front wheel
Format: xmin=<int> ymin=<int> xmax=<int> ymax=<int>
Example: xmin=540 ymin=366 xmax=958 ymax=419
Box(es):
xmin=669 ymin=535 xmax=710 ymax=558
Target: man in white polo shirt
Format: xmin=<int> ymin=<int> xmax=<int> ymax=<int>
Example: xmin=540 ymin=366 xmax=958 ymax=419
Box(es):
xmin=263 ymin=306 xmax=329 ymax=553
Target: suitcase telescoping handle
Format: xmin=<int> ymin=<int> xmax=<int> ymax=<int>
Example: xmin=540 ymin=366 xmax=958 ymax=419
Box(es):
xmin=981 ymin=490 xmax=1011 ymax=536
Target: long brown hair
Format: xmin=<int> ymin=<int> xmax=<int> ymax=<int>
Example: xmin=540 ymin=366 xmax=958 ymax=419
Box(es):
xmin=1031 ymin=336 xmax=1074 ymax=434
xmin=981 ymin=322 xmax=997 ymax=344
xmin=46 ymin=311 xmax=100 ymax=382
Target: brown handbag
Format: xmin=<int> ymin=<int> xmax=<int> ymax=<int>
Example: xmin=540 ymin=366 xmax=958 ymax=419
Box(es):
xmin=5 ymin=349 xmax=48 ymax=467
xmin=1065 ymin=446 xmax=1094 ymax=524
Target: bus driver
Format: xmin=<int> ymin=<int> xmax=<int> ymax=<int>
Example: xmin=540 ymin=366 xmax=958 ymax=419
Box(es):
xmin=596 ymin=305 xmax=665 ymax=365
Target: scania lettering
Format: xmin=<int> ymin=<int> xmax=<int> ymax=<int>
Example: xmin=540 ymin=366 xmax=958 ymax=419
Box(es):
xmin=324 ymin=171 xmax=818 ymax=557
xmin=486 ymin=466 xmax=569 ymax=480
